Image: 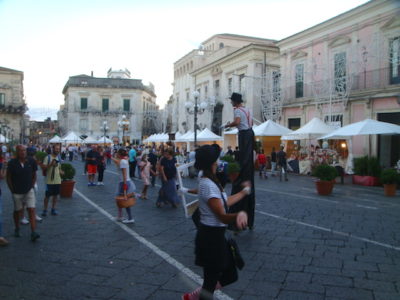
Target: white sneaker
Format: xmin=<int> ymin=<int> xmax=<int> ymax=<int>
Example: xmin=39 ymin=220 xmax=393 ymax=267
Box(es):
xmin=122 ymin=218 xmax=135 ymax=224
xmin=115 ymin=217 xmax=124 ymax=222
xmin=20 ymin=217 xmax=29 ymax=225
xmin=35 ymin=215 xmax=42 ymax=222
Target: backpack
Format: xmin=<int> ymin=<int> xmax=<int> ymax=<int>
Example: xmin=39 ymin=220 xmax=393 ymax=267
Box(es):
xmin=42 ymin=154 xmax=61 ymax=176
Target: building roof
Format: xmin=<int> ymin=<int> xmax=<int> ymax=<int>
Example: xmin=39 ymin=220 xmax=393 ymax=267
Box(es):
xmin=62 ymin=74 xmax=156 ymax=97
xmin=0 ymin=66 xmax=23 ymax=73
xmin=202 ymin=33 xmax=277 ymax=45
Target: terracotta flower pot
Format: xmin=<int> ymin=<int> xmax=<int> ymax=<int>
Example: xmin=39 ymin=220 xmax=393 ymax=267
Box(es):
xmin=60 ymin=180 xmax=75 ymax=198
xmin=315 ymin=180 xmax=334 ymax=195
xmin=352 ymin=175 xmax=380 ymax=186
xmin=383 ymin=184 xmax=397 ymax=197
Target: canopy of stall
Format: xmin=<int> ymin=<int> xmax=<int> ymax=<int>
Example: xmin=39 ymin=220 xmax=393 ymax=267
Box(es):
xmin=97 ymin=136 xmax=113 ymax=144
xmin=319 ymin=119 xmax=400 ymax=139
xmin=281 ymin=118 xmax=335 ymax=140
xmin=48 ymin=135 xmax=62 ymax=143
xmin=253 ymin=120 xmax=293 ymax=136
xmin=61 ymin=131 xmax=83 ymax=144
xmin=196 ymin=128 xmax=223 ymax=141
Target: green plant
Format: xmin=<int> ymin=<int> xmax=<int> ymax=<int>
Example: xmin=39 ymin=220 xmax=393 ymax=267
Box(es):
xmin=227 ymin=161 xmax=240 ymax=174
xmin=221 ymin=155 xmax=235 ymax=163
xmin=312 ymin=164 xmax=338 ymax=181
xmin=35 ymin=151 xmax=48 ymax=163
xmin=380 ymin=168 xmax=400 ymax=185
xmin=60 ymin=163 xmax=76 ymax=180
xmin=353 ymin=156 xmax=382 ymax=177
xmin=367 ymin=157 xmax=381 ymax=177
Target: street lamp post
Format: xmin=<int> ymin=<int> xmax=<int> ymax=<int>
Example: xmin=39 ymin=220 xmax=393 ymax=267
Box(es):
xmin=101 ymin=121 xmax=109 ymax=145
xmin=185 ymin=91 xmax=208 ymax=147
xmin=118 ymin=115 xmax=130 ymax=146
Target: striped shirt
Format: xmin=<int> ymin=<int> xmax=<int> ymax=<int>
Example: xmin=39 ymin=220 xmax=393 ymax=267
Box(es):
xmin=198 ymin=177 xmax=227 ymax=227
xmin=234 ymin=106 xmax=253 ymax=130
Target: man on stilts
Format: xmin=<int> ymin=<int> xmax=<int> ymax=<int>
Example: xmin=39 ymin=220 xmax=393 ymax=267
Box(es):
xmin=224 ymin=92 xmax=255 ymax=230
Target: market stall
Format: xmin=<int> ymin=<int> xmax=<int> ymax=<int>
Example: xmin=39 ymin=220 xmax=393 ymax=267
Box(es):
xmin=281 ymin=118 xmax=337 ymax=175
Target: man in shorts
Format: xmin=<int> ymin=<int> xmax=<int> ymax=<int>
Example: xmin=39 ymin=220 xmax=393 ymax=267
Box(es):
xmin=41 ymin=144 xmax=63 ymax=216
xmin=6 ymin=145 xmax=40 ymax=241
xmin=86 ymin=144 xmax=99 ymax=186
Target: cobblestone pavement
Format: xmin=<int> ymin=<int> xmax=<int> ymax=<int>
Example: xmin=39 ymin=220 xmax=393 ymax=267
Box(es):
xmin=0 ymin=159 xmax=399 ymax=300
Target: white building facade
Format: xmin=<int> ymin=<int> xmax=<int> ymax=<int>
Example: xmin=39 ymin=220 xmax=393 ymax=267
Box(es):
xmin=58 ymin=69 xmax=158 ymax=144
xmin=0 ymin=66 xmax=29 ymax=143
xmin=170 ymin=34 xmax=279 ymax=135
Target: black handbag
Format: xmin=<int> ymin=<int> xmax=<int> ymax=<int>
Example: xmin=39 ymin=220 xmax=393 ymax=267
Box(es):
xmin=191 ymin=207 xmax=201 ymax=229
xmin=227 ymin=237 xmax=245 ymax=270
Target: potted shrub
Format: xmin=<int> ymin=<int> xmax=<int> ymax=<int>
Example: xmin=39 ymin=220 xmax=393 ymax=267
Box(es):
xmin=380 ymin=168 xmax=399 ymax=197
xmin=312 ymin=164 xmax=338 ymax=195
xmin=60 ymin=163 xmax=76 ymax=198
xmin=227 ymin=161 xmax=241 ymax=183
xmin=353 ymin=156 xmax=381 ymax=186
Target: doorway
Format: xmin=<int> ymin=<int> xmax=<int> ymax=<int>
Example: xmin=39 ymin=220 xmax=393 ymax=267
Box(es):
xmin=377 ymin=112 xmax=400 ymax=168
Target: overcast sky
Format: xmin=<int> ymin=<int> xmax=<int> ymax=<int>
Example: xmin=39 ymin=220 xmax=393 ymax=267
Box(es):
xmin=0 ymin=0 xmax=368 ymax=120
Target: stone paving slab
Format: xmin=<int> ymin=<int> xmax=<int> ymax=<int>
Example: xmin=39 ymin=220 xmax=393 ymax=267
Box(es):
xmin=0 ymin=160 xmax=399 ymax=299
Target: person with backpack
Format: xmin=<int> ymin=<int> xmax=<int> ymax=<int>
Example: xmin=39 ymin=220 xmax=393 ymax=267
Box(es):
xmin=40 ymin=144 xmax=63 ymax=216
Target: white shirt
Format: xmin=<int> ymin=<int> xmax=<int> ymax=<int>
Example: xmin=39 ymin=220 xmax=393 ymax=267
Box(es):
xmin=119 ymin=159 xmax=132 ymax=182
xmin=198 ymin=177 xmax=227 ymax=227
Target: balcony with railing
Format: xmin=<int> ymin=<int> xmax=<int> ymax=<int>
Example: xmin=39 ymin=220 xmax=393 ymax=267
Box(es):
xmin=281 ymin=67 xmax=399 ymax=106
xmin=74 ymin=106 xmax=133 ymax=116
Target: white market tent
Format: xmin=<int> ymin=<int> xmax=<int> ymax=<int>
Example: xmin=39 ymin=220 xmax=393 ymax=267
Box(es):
xmin=48 ymin=135 xmax=62 ymax=143
xmin=0 ymin=134 xmax=9 ymax=143
xmin=154 ymin=133 xmax=169 ymax=142
xmin=61 ymin=131 xmax=84 ymax=144
xmin=143 ymin=133 xmax=169 ymax=143
xmin=97 ymin=136 xmax=113 ymax=144
xmin=83 ymin=135 xmax=99 ymax=144
xmin=319 ymin=119 xmax=400 ymax=139
xmin=281 ymin=117 xmax=335 ymax=140
xmin=253 ymin=120 xmax=293 ymax=136
xmin=196 ymin=128 xmax=223 ymax=141
xmin=143 ymin=134 xmax=156 ymax=143
xmin=319 ymin=118 xmax=400 ymax=174
xmin=175 ymin=132 xmax=183 ymax=140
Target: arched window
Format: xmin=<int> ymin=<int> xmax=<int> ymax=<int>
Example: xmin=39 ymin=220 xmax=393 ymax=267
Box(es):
xmin=219 ymin=42 xmax=224 ymax=49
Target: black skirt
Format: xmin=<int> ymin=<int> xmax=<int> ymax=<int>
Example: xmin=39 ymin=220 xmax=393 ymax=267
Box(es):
xmin=195 ymin=224 xmax=228 ymax=269
xmin=195 ymin=224 xmax=238 ymax=286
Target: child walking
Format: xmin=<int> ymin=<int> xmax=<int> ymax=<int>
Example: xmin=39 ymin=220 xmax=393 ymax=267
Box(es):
xmin=139 ymin=154 xmax=152 ymax=199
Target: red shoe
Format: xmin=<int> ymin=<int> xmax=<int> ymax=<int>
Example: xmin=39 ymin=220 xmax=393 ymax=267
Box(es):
xmin=182 ymin=287 xmax=201 ymax=300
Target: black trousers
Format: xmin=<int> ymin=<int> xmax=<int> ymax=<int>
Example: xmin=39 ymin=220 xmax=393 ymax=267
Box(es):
xmin=129 ymin=161 xmax=137 ymax=178
xmin=230 ymin=128 xmax=255 ymax=229
xmin=97 ymin=165 xmax=105 ymax=182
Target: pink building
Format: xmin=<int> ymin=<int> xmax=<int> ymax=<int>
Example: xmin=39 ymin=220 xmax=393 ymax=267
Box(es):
xmin=277 ymin=0 xmax=400 ymax=167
